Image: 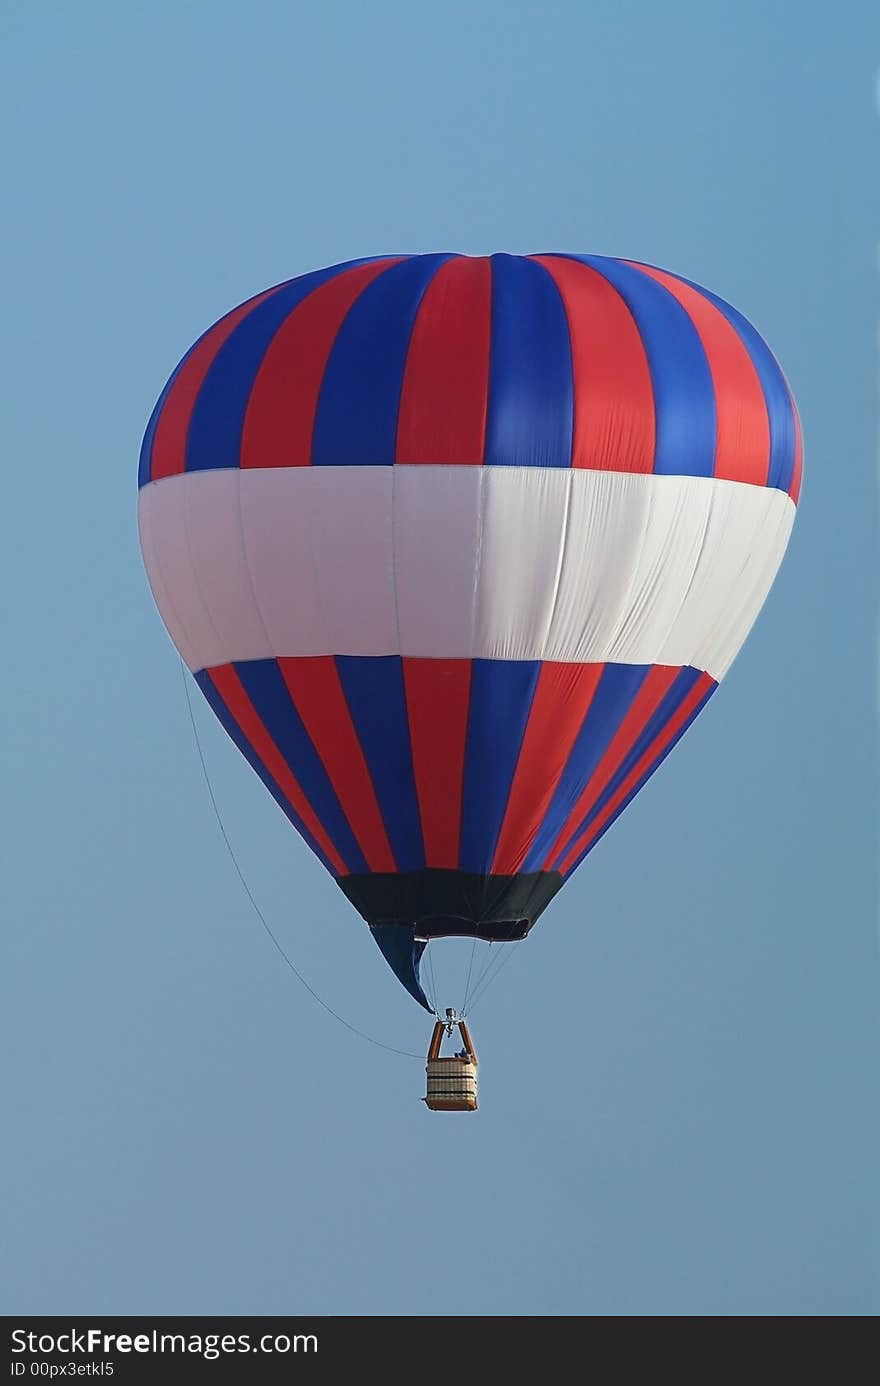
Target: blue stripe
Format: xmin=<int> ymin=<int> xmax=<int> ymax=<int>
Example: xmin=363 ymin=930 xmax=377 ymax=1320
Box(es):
xmin=138 ymin=336 xmax=202 ymax=488
xmin=139 ymin=390 xmax=169 ymax=489
xmin=485 ymin=255 xmax=573 ymax=468
xmin=138 ymin=292 xmax=281 ymax=489
xmin=522 ymin=664 xmax=650 ymax=872
xmin=370 ymin=926 xmax=431 ymax=1011
xmin=311 ymin=254 xmax=450 ymax=466
xmin=234 ymin=660 xmax=368 ymax=874
xmin=193 ymin=669 xmax=338 ymax=877
xmin=568 ymin=254 xmax=716 ymax=478
xmin=460 ymin=659 xmax=541 ymax=874
xmin=562 ymin=681 xmax=716 ymax=878
xmin=335 ymin=656 xmax=424 ymax=873
xmin=551 ymin=666 xmax=704 ymax=869
xmin=674 ymin=272 xmax=797 ymax=492
xmin=184 ymin=260 xmax=374 ymax=475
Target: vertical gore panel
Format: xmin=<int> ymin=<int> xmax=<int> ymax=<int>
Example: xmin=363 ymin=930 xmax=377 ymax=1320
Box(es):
xmin=230 ymin=656 xmax=368 ymax=864
xmin=630 ymin=262 xmax=771 ymax=487
xmin=569 ymin=255 xmax=716 ymax=478
xmin=335 ymin=656 xmax=425 ymax=872
xmin=670 ymin=269 xmax=798 ymax=494
xmin=277 ymin=656 xmax=396 ymax=873
xmin=395 ymin=255 xmax=492 ymax=464
xmin=523 ymin=663 xmax=652 ymax=871
xmin=311 ymin=255 xmax=450 ymax=466
xmin=492 ymin=662 xmax=605 ymax=874
xmin=195 ymin=666 xmax=344 ymax=875
xmin=555 ymin=666 xmax=705 ymax=864
xmin=240 ymin=259 xmax=403 ymax=469
xmin=537 ymin=664 xmax=680 ymax=871
xmin=484 ymin=254 xmax=574 ymax=468
xmin=403 ymin=657 xmax=472 ymax=870
xmin=143 ymin=285 xmax=283 ymax=485
xmin=560 ymin=674 xmax=716 ymax=873
xmin=232 ymin=659 xmax=367 ymax=873
xmin=185 ymin=263 xmax=370 ymax=475
xmin=533 ymin=255 xmax=655 ymax=474
xmin=459 ymin=658 xmax=541 ymax=874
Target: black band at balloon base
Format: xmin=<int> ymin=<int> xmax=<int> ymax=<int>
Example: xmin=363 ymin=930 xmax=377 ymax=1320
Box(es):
xmin=340 ymin=870 xmax=564 ymax=1011
xmin=339 ymin=867 xmax=564 ymax=939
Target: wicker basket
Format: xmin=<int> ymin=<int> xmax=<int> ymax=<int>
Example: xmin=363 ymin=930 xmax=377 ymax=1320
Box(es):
xmin=423 ymin=1020 xmax=478 ymax=1112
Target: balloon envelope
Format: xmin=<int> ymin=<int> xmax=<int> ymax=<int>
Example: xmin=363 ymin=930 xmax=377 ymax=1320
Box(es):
xmin=138 ymin=253 xmax=802 ymax=1009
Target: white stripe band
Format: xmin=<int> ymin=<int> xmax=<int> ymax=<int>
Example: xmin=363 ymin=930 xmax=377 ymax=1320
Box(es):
xmin=138 ymin=465 xmax=795 ymax=681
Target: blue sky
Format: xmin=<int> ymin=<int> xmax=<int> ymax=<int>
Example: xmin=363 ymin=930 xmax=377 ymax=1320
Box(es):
xmin=2 ymin=0 xmax=878 ymax=1316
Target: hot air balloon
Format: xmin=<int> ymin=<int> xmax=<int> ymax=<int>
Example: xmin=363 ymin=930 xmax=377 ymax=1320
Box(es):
xmin=138 ymin=253 xmax=801 ymax=1107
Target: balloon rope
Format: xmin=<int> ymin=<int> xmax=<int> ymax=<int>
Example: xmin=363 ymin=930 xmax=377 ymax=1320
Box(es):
xmin=461 ymin=940 xmax=522 ymax=1018
xmin=423 ymin=940 xmax=439 ymax=1016
xmin=179 ymin=661 xmax=422 ymax=1061
xmin=462 ymin=940 xmax=496 ymax=1009
xmin=459 ymin=934 xmax=479 ymax=1016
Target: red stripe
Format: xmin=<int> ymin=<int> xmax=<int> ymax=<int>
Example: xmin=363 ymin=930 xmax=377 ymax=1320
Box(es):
xmin=629 ymin=263 xmax=771 ymax=487
xmin=491 ymin=663 xmax=604 ymax=874
xmin=240 ymin=260 xmax=402 ymax=469
xmin=558 ymin=673 xmax=714 ymax=873
xmin=150 ymin=287 xmax=281 ymax=482
xmin=402 ymin=658 xmax=472 ymax=869
xmin=277 ymin=657 xmax=396 ymax=873
xmin=206 ymin=664 xmax=348 ymax=875
xmin=789 ymin=395 xmax=803 ymax=504
xmin=542 ymin=665 xmax=681 ymax=869
xmin=396 ymin=256 xmax=492 ymax=463
xmin=532 ymin=255 xmax=655 ymax=473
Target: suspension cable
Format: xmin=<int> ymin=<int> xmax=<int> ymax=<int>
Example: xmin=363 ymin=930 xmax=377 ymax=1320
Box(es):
xmin=424 ymin=939 xmax=440 ymax=1017
xmin=461 ymin=940 xmax=523 ymax=1017
xmin=459 ymin=934 xmax=479 ymax=1016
